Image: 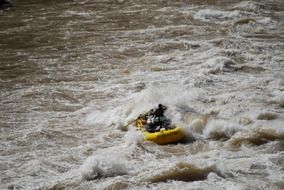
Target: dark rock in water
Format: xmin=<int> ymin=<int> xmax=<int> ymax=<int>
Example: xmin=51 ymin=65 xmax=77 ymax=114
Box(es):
xmin=0 ymin=0 xmax=13 ymax=10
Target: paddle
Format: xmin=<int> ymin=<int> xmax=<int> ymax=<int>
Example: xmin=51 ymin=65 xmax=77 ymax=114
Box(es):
xmin=124 ymin=118 xmax=137 ymax=128
xmin=124 ymin=110 xmax=151 ymax=129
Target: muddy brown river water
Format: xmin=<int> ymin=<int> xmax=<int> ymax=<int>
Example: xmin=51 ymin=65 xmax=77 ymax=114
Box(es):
xmin=0 ymin=0 xmax=284 ymax=189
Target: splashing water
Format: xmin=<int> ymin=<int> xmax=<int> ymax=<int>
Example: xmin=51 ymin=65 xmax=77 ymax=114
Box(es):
xmin=0 ymin=0 xmax=283 ymax=189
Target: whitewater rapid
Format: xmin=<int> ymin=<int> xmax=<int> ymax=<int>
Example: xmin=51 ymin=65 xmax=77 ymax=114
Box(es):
xmin=0 ymin=0 xmax=283 ymax=190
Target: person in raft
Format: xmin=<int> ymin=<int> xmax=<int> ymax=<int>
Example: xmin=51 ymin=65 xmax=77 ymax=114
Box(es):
xmin=146 ymin=104 xmax=169 ymax=132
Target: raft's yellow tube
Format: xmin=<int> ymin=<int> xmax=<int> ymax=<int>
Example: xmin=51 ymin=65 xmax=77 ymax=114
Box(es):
xmin=135 ymin=118 xmax=184 ymax=144
xmin=144 ymin=127 xmax=184 ymax=145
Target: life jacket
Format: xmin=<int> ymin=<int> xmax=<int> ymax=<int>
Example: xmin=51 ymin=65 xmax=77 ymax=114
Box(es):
xmin=147 ymin=116 xmax=155 ymax=125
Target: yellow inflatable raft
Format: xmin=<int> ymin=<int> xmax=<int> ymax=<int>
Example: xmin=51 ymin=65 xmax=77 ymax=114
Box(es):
xmin=135 ymin=118 xmax=184 ymax=145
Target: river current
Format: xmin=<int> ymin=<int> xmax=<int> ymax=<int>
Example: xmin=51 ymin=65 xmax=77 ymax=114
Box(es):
xmin=0 ymin=0 xmax=284 ymax=189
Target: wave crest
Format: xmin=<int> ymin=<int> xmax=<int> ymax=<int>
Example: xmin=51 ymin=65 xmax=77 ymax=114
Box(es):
xmin=147 ymin=162 xmax=222 ymax=182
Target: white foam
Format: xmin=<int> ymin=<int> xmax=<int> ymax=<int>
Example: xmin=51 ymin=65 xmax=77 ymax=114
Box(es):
xmin=84 ymin=84 xmax=205 ymax=128
xmin=270 ymin=89 xmax=284 ymax=106
xmin=65 ymin=10 xmax=91 ymax=17
xmin=123 ymin=127 xmax=144 ymax=145
xmin=80 ymin=148 xmax=131 ymax=180
xmin=233 ymin=1 xmax=264 ymax=12
xmin=257 ymin=17 xmax=275 ymax=25
xmin=194 ymin=9 xmax=241 ymax=23
xmin=203 ymin=120 xmax=242 ymax=139
xmin=176 ymin=122 xmax=198 ymax=141
xmin=201 ymin=56 xmax=235 ymax=74
xmin=189 ymin=118 xmax=207 ymax=134
xmin=225 ymin=182 xmax=247 ymax=190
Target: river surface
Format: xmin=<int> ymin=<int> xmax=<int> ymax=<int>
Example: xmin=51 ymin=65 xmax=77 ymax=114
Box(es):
xmin=0 ymin=0 xmax=284 ymax=189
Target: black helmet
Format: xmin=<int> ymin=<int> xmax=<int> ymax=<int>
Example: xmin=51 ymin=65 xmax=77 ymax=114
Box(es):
xmin=158 ymin=104 xmax=163 ymax=108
